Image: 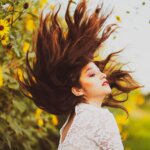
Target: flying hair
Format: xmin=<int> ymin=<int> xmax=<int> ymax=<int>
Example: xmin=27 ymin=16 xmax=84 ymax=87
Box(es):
xmin=16 ymin=0 xmax=143 ymax=119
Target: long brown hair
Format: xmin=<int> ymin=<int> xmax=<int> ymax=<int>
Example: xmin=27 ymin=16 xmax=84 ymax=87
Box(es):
xmin=16 ymin=0 xmax=143 ymax=119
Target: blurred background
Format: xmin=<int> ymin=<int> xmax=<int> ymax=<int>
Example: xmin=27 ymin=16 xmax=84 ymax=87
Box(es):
xmin=0 ymin=0 xmax=149 ymax=150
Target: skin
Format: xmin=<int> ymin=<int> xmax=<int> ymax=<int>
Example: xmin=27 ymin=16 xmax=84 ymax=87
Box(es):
xmin=71 ymin=61 xmax=112 ymax=108
xmin=61 ymin=61 xmax=112 ymax=144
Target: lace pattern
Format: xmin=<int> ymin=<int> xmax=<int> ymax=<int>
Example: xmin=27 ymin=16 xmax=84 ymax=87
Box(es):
xmin=57 ymin=103 xmax=124 ymax=150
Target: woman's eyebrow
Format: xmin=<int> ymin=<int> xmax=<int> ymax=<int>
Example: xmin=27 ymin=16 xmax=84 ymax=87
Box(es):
xmin=85 ymin=67 xmax=92 ymax=73
xmin=85 ymin=67 xmax=100 ymax=73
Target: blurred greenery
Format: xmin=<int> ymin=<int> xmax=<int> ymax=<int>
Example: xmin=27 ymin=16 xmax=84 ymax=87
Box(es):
xmin=109 ymin=89 xmax=150 ymax=150
xmin=124 ymin=94 xmax=150 ymax=150
xmin=0 ymin=0 xmax=150 ymax=150
xmin=0 ymin=0 xmax=61 ymax=150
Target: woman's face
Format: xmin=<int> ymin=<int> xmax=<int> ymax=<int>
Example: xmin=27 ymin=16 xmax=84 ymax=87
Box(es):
xmin=73 ymin=61 xmax=111 ymax=102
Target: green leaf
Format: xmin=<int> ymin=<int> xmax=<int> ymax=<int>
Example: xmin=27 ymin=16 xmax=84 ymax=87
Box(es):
xmin=5 ymin=133 xmax=12 ymax=150
xmin=13 ymin=100 xmax=27 ymax=113
xmin=8 ymin=82 xmax=19 ymax=89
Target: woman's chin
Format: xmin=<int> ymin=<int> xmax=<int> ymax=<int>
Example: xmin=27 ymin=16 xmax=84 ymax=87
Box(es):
xmin=105 ymin=87 xmax=112 ymax=95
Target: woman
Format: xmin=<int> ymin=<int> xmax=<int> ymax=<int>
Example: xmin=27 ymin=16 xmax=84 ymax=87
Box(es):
xmin=16 ymin=0 xmax=143 ymax=149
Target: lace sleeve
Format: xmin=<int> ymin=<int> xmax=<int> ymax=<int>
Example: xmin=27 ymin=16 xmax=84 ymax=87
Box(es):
xmin=93 ymin=111 xmax=124 ymax=150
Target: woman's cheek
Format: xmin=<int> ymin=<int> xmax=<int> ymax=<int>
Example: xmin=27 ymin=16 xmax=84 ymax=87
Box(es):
xmin=81 ymin=77 xmax=100 ymax=89
xmin=82 ymin=81 xmax=93 ymax=88
xmin=84 ymin=80 xmax=100 ymax=89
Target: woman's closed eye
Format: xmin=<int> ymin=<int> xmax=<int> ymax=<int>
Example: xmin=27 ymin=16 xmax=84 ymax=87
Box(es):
xmin=88 ymin=73 xmax=96 ymax=77
xmin=88 ymin=69 xmax=102 ymax=77
xmin=87 ymin=67 xmax=102 ymax=77
xmin=88 ymin=71 xmax=100 ymax=77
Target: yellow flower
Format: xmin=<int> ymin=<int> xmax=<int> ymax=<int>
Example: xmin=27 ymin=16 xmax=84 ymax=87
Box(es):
xmin=40 ymin=0 xmax=47 ymax=8
xmin=93 ymin=55 xmax=101 ymax=61
xmin=17 ymin=68 xmax=24 ymax=81
xmin=127 ymin=105 xmax=134 ymax=113
xmin=49 ymin=4 xmax=55 ymax=11
xmin=35 ymin=108 xmax=43 ymax=118
xmin=23 ymin=41 xmax=30 ymax=53
xmin=1 ymin=35 xmax=9 ymax=46
xmin=116 ymin=16 xmax=122 ymax=22
xmin=33 ymin=8 xmax=38 ymax=15
xmin=7 ymin=5 xmax=14 ymax=12
xmin=116 ymin=80 xmax=127 ymax=87
xmin=115 ymin=113 xmax=129 ymax=132
xmin=0 ymin=65 xmax=3 ymax=87
xmin=35 ymin=108 xmax=44 ymax=127
xmin=4 ymin=15 xmax=13 ymax=25
xmin=37 ymin=118 xmax=44 ymax=127
xmin=135 ymin=94 xmax=145 ymax=105
xmin=116 ymin=114 xmax=128 ymax=125
xmin=0 ymin=19 xmax=10 ymax=38
xmin=51 ymin=114 xmax=58 ymax=126
xmin=7 ymin=51 xmax=13 ymax=59
xmin=25 ymin=18 xmax=34 ymax=32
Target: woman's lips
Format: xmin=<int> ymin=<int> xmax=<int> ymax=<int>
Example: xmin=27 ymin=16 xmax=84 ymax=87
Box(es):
xmin=102 ymin=81 xmax=109 ymax=86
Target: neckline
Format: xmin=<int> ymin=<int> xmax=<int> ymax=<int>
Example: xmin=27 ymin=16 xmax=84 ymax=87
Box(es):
xmin=59 ymin=112 xmax=77 ymax=145
xmin=76 ymin=102 xmax=108 ymax=111
xmin=59 ymin=102 xmax=108 ymax=145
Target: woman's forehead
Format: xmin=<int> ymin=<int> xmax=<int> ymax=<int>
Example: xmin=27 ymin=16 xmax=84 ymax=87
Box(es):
xmin=81 ymin=62 xmax=99 ymax=74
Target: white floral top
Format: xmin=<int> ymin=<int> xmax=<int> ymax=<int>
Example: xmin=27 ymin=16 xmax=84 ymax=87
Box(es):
xmin=57 ymin=103 xmax=124 ymax=150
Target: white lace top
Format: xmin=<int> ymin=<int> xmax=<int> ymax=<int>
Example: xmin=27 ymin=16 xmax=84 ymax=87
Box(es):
xmin=57 ymin=103 xmax=124 ymax=150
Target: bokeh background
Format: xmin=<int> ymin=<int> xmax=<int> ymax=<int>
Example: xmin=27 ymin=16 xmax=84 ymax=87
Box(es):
xmin=0 ymin=0 xmax=149 ymax=150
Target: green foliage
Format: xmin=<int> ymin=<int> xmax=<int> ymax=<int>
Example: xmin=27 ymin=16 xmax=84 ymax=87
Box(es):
xmin=124 ymin=103 xmax=150 ymax=150
xmin=0 ymin=0 xmax=61 ymax=149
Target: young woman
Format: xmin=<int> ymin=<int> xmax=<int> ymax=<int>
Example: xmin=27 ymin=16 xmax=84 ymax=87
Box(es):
xmin=16 ymin=0 xmax=143 ymax=149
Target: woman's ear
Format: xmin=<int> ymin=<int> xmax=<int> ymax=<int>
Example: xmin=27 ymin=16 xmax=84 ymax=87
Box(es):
xmin=71 ymin=87 xmax=84 ymax=96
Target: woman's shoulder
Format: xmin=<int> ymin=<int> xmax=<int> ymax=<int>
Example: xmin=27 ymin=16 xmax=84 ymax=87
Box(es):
xmin=75 ymin=102 xmax=110 ymax=117
xmin=74 ymin=103 xmax=112 ymax=127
